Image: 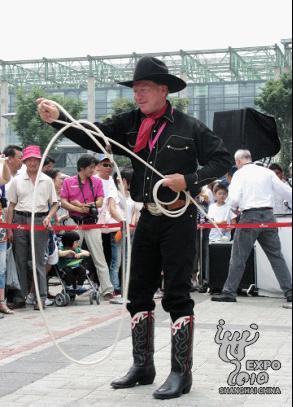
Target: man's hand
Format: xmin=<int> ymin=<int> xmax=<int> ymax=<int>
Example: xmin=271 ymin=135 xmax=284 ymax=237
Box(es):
xmin=37 ymin=98 xmax=60 ymax=123
xmin=163 ymin=174 xmax=187 ymax=193
xmin=232 ymin=208 xmax=241 ymax=217
xmin=58 ymin=214 xmax=69 ymax=224
xmin=63 ymin=250 xmax=76 ymax=257
xmin=43 ymin=216 xmax=52 ymax=229
xmin=78 ymin=206 xmax=90 ymax=214
xmin=69 ymin=200 xmax=90 ymax=214
xmin=7 ymin=229 xmax=13 ymax=243
xmin=70 ymin=200 xmax=83 ymax=208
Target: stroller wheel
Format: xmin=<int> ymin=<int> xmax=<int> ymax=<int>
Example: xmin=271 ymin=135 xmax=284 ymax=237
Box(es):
xmin=55 ymin=293 xmax=66 ymax=307
xmin=64 ymin=294 xmax=71 ymax=306
xmin=96 ymin=293 xmax=101 ymax=305
xmin=90 ymin=292 xmax=97 ymax=305
xmin=70 ymin=294 xmax=76 ymax=302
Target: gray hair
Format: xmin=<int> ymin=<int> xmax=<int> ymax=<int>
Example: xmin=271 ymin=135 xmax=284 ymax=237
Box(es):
xmin=234 ymin=149 xmax=252 ymax=162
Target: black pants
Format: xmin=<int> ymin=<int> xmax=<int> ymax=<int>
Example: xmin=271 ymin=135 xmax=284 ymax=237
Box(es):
xmin=102 ymin=233 xmax=112 ymax=268
xmin=194 ymin=228 xmax=210 ymax=281
xmin=127 ymin=207 xmax=196 ymax=322
xmin=63 ymin=266 xmax=87 ymax=287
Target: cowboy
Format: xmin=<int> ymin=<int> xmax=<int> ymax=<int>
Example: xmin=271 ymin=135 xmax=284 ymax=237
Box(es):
xmin=7 ymin=145 xmax=58 ymax=310
xmin=37 ymin=56 xmax=232 ymax=400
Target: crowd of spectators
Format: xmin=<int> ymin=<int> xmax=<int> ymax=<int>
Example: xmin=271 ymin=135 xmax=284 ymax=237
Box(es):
xmin=0 ymin=144 xmax=292 ymax=319
xmin=192 ymin=156 xmax=292 ymax=293
xmin=0 ymin=144 xmax=141 ymax=318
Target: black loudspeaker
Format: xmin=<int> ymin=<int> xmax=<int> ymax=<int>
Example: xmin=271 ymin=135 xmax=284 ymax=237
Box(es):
xmin=213 ymin=108 xmax=281 ymax=161
xmin=208 ymin=242 xmax=255 ymax=293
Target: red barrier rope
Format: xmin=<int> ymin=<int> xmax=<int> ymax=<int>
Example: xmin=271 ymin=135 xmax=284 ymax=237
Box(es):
xmin=198 ymin=222 xmax=292 ymax=230
xmin=0 ymin=222 xmax=124 ymax=232
xmin=0 ymin=221 xmax=291 ymax=232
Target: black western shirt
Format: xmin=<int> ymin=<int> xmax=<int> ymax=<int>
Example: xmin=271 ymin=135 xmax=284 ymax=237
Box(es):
xmin=53 ymin=103 xmax=232 ymax=203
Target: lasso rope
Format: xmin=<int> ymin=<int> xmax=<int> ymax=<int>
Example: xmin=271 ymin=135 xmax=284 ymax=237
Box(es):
xmin=31 ymin=100 xmax=225 ymax=366
xmin=31 ymin=105 xmax=131 ymax=366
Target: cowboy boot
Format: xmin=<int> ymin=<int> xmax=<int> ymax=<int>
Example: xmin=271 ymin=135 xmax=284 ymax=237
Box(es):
xmin=153 ymin=315 xmax=194 ymax=400
xmin=111 ymin=311 xmax=156 ymax=389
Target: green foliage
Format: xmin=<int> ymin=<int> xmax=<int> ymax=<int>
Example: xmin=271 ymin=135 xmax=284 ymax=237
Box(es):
xmin=111 ymin=98 xmax=136 ymax=115
xmin=168 ymin=96 xmax=189 ymax=112
xmin=12 ymin=88 xmax=84 ymax=151
xmin=255 ymin=72 xmax=292 ymax=169
xmin=114 ymin=155 xmax=132 ymax=168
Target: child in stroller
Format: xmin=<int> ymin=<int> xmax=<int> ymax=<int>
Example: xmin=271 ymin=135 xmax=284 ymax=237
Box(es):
xmin=55 ymin=231 xmax=100 ymax=306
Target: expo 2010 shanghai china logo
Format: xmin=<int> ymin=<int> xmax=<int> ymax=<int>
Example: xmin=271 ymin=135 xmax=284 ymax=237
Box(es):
xmin=215 ymin=320 xmax=282 ymax=395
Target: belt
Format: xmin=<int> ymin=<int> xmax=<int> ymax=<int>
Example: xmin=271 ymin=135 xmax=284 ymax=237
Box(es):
xmin=15 ymin=211 xmax=49 ymax=218
xmin=144 ymin=200 xmax=187 ymax=216
xmin=71 ymin=216 xmax=96 ymax=225
xmin=243 ymin=207 xmax=273 ymax=213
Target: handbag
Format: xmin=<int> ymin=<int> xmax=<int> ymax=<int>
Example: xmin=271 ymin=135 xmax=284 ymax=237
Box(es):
xmin=6 ymin=245 xmax=21 ymax=290
xmin=98 ymin=202 xmax=121 ymax=234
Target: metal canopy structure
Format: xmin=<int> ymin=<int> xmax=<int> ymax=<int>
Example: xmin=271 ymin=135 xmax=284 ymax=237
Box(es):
xmin=0 ymin=41 xmax=292 ymax=89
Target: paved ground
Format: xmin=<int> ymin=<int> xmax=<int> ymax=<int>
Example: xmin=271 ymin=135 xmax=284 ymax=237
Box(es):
xmin=0 ymin=291 xmax=291 ymax=407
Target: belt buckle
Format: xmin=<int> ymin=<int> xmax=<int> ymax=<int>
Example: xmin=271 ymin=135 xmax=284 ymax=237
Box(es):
xmin=146 ymin=204 xmax=162 ymax=216
xmin=166 ymin=200 xmax=186 ymax=211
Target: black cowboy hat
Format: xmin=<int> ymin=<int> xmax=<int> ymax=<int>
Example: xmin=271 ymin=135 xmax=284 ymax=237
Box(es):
xmin=117 ymin=56 xmax=186 ymax=93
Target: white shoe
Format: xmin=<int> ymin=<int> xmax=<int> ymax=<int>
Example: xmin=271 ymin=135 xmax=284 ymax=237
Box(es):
xmin=45 ymin=298 xmax=55 ymax=306
xmin=26 ymin=293 xmax=36 ymax=305
xmin=191 ymin=280 xmax=199 ymax=289
xmin=154 ymin=289 xmax=164 ymax=299
xmin=75 ymin=286 xmax=88 ymax=295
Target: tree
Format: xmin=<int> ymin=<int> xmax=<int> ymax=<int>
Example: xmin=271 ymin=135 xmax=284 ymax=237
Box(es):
xmin=12 ymin=88 xmax=84 ymax=151
xmin=111 ymin=98 xmax=136 ymax=115
xmin=255 ymin=72 xmax=292 ymax=170
xmin=169 ymin=96 xmax=189 ymax=112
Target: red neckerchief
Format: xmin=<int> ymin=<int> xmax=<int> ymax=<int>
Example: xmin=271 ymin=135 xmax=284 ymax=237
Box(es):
xmin=134 ymin=104 xmax=168 ymax=153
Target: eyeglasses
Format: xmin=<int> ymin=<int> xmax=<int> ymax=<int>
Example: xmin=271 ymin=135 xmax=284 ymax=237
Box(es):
xmin=102 ymin=163 xmax=113 ymax=168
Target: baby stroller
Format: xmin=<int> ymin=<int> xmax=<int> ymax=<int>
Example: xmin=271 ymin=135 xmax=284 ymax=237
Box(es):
xmin=52 ymin=263 xmax=101 ymax=307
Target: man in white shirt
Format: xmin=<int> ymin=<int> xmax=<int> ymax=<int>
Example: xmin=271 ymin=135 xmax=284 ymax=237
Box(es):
xmin=3 ymin=145 xmax=26 ymax=197
xmin=2 ymin=145 xmax=26 ymax=308
xmin=7 ymin=146 xmax=58 ymax=309
xmin=212 ymin=149 xmax=292 ymax=303
xmin=3 ymin=145 xmax=23 ymax=177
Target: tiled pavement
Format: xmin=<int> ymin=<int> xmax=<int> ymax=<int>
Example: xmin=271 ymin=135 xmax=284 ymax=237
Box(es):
xmin=0 ymin=292 xmax=291 ymax=407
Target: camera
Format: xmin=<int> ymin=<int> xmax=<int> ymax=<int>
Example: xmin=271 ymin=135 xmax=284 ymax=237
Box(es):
xmin=0 ymin=197 xmax=7 ymax=209
xmin=88 ymin=204 xmax=99 ymax=219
